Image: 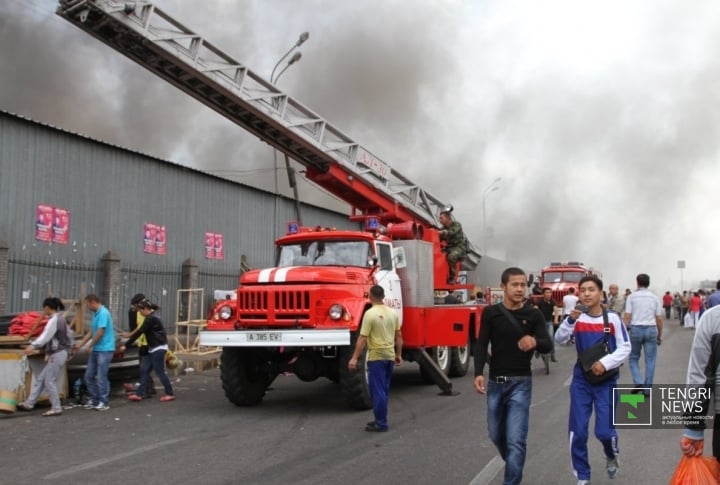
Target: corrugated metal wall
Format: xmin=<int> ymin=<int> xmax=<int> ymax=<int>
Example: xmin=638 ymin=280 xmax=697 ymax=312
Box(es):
xmin=0 ymin=112 xmax=357 ymax=328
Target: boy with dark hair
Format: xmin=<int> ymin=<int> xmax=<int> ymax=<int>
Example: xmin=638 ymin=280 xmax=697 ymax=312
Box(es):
xmin=555 ymin=275 xmax=631 ymax=484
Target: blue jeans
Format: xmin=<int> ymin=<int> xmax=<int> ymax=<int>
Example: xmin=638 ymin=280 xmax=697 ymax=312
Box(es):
xmin=629 ymin=325 xmax=658 ymax=387
xmin=486 ymin=378 xmax=532 ymax=485
xmin=135 ymin=349 xmax=174 ymax=398
xmin=85 ymin=350 xmax=114 ymax=406
xmin=367 ymin=360 xmax=394 ymax=429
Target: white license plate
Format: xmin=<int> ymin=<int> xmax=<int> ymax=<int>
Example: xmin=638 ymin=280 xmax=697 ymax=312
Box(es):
xmin=246 ymin=332 xmax=282 ymax=342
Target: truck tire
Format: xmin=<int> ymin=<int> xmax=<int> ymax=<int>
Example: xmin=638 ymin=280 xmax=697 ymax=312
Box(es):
xmin=420 ymin=346 xmax=451 ymax=383
xmin=338 ymin=335 xmax=372 ymax=410
xmin=449 ymin=341 xmax=470 ymax=377
xmin=220 ymin=348 xmax=275 ymax=406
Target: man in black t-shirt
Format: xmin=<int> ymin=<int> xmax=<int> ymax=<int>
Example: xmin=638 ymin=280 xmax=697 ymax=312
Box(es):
xmin=535 ymin=287 xmax=557 ymax=362
xmin=473 ymin=267 xmax=552 ymax=485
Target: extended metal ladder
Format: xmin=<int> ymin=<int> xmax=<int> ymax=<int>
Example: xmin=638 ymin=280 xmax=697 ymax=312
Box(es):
xmin=56 ymin=0 xmax=453 ymax=229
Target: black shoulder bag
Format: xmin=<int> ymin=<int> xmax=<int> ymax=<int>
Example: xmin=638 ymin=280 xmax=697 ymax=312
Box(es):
xmin=497 ymin=304 xmax=531 ymax=338
xmin=577 ymin=310 xmax=619 ymax=384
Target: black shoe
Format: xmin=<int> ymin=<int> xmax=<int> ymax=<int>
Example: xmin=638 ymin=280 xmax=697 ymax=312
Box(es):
xmin=631 ymin=387 xmax=643 ymax=394
xmin=551 ymin=355 xmax=557 ymax=363
xmin=365 ymin=422 xmax=388 ymax=432
xmin=367 ymin=420 xmax=376 ymax=426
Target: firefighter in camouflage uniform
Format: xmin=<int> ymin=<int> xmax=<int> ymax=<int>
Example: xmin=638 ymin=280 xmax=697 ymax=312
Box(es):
xmin=439 ymin=205 xmax=467 ymax=284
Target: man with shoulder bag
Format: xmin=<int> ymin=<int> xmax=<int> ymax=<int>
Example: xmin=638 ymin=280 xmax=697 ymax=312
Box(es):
xmin=555 ymin=275 xmax=631 ymax=485
xmin=473 ymin=267 xmax=552 ymax=485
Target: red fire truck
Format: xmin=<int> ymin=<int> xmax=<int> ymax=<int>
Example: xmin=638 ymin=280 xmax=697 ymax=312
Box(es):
xmin=57 ymin=0 xmax=485 ymax=409
xmin=530 ymin=262 xmax=602 ymax=307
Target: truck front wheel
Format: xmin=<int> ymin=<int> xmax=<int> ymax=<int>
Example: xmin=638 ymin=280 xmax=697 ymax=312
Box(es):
xmin=338 ymin=335 xmax=372 ymax=410
xmin=220 ymin=348 xmax=276 ymax=406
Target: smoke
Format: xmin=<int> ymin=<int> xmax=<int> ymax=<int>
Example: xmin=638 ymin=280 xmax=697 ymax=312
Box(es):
xmin=2 ymin=0 xmax=719 ymax=289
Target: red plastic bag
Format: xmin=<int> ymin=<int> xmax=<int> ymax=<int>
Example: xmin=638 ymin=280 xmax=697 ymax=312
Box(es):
xmin=669 ymin=455 xmax=720 ymax=485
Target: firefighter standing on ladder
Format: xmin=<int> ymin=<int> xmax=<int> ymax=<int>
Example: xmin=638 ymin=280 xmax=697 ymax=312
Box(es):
xmin=439 ymin=205 xmax=467 ymax=284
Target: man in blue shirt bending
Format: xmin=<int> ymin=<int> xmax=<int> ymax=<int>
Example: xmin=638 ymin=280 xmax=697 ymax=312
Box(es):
xmin=75 ymin=294 xmax=115 ymax=411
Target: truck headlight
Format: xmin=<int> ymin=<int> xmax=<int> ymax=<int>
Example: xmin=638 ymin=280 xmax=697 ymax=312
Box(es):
xmin=328 ymin=304 xmax=343 ymax=320
xmin=219 ymin=305 xmax=233 ymax=320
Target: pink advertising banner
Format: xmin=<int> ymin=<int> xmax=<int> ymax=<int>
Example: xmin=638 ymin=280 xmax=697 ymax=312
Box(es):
xmin=35 ymin=204 xmax=70 ymax=244
xmin=204 ymin=232 xmax=224 ymax=260
xmin=143 ymin=223 xmax=157 ymax=254
xmin=52 ymin=207 xmax=70 ymax=244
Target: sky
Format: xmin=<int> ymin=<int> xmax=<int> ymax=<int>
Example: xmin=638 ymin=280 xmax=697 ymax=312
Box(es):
xmin=1 ymin=0 xmax=719 ymax=292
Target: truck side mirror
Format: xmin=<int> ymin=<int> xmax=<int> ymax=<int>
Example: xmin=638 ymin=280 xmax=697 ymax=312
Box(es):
xmin=393 ymin=247 xmax=407 ymax=269
xmin=528 ymin=274 xmax=535 ymax=286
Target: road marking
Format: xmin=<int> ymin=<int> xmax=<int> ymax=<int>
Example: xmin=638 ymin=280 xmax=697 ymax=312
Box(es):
xmin=468 ymin=455 xmax=504 ymax=485
xmin=43 ymin=437 xmax=187 ymax=479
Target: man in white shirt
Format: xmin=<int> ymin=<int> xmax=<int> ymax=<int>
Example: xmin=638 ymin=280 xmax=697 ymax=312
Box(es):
xmin=623 ymin=273 xmax=663 ymax=394
xmin=562 ymin=287 xmax=579 ymax=320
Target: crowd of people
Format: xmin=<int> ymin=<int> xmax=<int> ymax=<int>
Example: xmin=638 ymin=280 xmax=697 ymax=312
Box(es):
xmin=17 ymin=292 xmax=175 ymax=415
xmin=472 ymin=269 xmax=720 ymax=485
xmin=14 ymin=263 xmax=720 ymax=484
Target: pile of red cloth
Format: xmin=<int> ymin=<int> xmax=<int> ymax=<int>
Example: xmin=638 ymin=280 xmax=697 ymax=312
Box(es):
xmin=9 ymin=312 xmax=49 ymax=338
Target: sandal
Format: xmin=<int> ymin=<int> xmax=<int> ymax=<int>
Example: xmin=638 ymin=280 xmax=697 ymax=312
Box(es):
xmin=42 ymin=409 xmax=62 ymax=417
xmin=16 ymin=403 xmax=33 ymax=412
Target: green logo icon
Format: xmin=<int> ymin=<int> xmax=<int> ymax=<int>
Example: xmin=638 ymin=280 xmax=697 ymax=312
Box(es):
xmin=619 ymin=394 xmax=645 ymax=419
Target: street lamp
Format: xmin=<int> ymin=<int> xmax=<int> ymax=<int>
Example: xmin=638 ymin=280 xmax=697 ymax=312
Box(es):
xmin=482 ymin=177 xmax=502 ymax=256
xmin=270 ymin=32 xmax=309 ymax=83
xmin=270 ymin=34 xmax=308 ymax=226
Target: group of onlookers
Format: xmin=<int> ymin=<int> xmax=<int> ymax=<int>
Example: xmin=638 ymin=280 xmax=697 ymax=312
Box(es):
xmin=16 ymin=292 xmax=175 ymax=416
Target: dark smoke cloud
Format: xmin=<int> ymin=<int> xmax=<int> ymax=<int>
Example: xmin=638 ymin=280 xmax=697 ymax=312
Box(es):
xmin=2 ymin=0 xmax=719 ymax=290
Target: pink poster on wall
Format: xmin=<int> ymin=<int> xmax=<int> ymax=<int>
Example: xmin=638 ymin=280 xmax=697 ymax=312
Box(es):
xmin=155 ymin=225 xmax=167 ymax=255
xmin=35 ymin=204 xmax=53 ymax=242
xmin=143 ymin=223 xmax=157 ymax=254
xmin=213 ymin=233 xmax=224 ymax=260
xmin=205 ymin=232 xmax=215 ymax=259
xmin=51 ymin=207 xmax=70 ymax=245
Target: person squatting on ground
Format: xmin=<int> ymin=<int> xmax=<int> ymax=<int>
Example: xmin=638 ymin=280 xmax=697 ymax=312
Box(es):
xmin=17 ymin=297 xmax=74 ymax=416
xmin=438 ymin=205 xmax=467 ymax=284
xmin=120 ymin=299 xmax=175 ymax=402
xmin=123 ymin=293 xmax=156 ymax=396
xmin=474 ymin=267 xmax=552 ymax=485
xmin=348 ymin=285 xmax=402 ymax=432
xmin=623 ymin=273 xmax=663 ymax=391
xmin=555 ymin=275 xmax=631 ymax=485
xmin=74 ymin=294 xmax=115 ymax=411
xmin=680 ymin=305 xmax=720 ymax=461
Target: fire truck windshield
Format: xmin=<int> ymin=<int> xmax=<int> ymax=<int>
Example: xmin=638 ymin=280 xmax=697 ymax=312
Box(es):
xmin=543 ymin=271 xmax=584 ymax=283
xmin=277 ymin=240 xmax=372 ymax=267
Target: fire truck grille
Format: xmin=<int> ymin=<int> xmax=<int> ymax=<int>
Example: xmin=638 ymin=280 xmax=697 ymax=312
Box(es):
xmin=238 ymin=289 xmax=311 ymax=322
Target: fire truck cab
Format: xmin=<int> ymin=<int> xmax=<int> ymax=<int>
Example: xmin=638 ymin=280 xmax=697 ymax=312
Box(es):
xmin=531 ymin=261 xmax=602 ymax=306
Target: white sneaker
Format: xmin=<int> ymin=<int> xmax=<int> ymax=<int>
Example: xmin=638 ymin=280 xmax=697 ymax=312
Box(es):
xmin=83 ymin=402 xmax=96 ymax=410
xmin=93 ymin=403 xmax=110 ymax=411
xmin=607 ymin=456 xmax=619 ymax=479
xmin=577 ymin=480 xmax=591 ymax=485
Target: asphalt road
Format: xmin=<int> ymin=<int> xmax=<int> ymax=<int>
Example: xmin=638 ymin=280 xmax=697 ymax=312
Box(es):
xmin=0 ymin=318 xmax=697 ymax=484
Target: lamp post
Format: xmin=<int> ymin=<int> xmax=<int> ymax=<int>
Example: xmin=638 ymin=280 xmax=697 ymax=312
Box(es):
xmin=270 ymin=33 xmax=308 ymax=226
xmin=482 ymin=177 xmax=502 ymax=256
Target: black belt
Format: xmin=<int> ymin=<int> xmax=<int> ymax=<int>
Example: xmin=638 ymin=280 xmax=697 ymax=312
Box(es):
xmin=489 ymin=375 xmax=532 ymax=383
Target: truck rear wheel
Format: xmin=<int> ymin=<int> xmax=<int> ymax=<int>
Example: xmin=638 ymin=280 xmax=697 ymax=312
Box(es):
xmin=420 ymin=346 xmax=451 ymax=383
xmin=220 ymin=348 xmax=275 ymax=406
xmin=449 ymin=342 xmax=470 ymax=377
xmin=338 ymin=335 xmax=372 ymax=410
